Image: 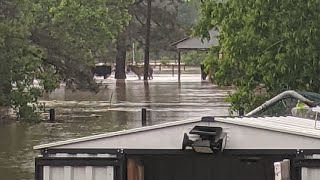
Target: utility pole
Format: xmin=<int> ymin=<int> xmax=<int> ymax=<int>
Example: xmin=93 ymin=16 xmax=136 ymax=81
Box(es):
xmin=144 ymin=0 xmax=151 ymax=80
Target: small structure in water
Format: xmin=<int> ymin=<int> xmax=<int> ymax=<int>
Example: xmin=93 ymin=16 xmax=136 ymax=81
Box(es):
xmin=170 ymin=28 xmax=219 ymax=81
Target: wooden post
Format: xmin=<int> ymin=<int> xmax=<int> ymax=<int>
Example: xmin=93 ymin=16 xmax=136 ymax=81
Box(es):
xmin=159 ymin=64 xmax=161 ymax=71
xmin=127 ymin=158 xmax=144 ymax=180
xmin=172 ymin=64 xmax=174 ymax=77
xmin=239 ymin=107 xmax=244 ymax=116
xmin=178 ymin=50 xmax=181 ymax=82
xmin=184 ymin=64 xmax=186 ymax=71
xmin=49 ymin=109 xmax=55 ymax=122
xmin=142 ymin=108 xmax=146 ymax=126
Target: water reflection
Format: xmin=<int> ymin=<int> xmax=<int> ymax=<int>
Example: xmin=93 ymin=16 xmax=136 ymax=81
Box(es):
xmin=0 ymin=76 xmax=232 ymax=180
xmin=144 ymin=81 xmax=151 ymax=103
xmin=143 ymin=81 xmax=151 ymax=126
xmin=116 ymin=80 xmax=127 ymax=102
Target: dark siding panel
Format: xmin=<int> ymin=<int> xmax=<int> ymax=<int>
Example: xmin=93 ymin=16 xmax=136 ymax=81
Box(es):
xmin=143 ymin=155 xmax=276 ymax=180
xmin=172 ymin=157 xmax=193 ymax=180
xmin=193 ymin=157 xmax=210 ymax=180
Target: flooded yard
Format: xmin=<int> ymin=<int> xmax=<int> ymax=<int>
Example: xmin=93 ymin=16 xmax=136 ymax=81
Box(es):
xmin=0 ymin=73 xmax=232 ymax=180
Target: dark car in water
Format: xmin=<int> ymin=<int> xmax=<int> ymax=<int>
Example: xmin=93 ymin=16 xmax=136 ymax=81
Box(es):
xmin=92 ymin=63 xmax=112 ymax=79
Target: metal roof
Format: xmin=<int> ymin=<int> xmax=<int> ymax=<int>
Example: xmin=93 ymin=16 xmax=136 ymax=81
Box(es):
xmin=34 ymin=118 xmax=201 ymax=150
xmin=215 ymin=116 xmax=320 ymax=139
xmin=34 ymin=116 xmax=320 ymax=150
xmin=170 ymin=29 xmax=219 ymax=50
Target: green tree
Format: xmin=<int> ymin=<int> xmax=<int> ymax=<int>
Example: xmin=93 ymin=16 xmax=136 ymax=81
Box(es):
xmin=31 ymin=0 xmax=132 ymax=87
xmin=177 ymin=0 xmax=201 ymax=33
xmin=195 ymin=0 xmax=320 ymax=113
xmin=0 ymin=0 xmax=132 ymax=121
xmin=182 ymin=51 xmax=207 ymax=65
xmin=114 ymin=0 xmax=195 ymax=79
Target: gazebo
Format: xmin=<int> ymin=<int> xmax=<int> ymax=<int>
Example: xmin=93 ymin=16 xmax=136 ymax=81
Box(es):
xmin=169 ymin=29 xmax=219 ymax=81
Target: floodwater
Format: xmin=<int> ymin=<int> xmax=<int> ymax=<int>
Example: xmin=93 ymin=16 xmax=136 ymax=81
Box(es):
xmin=0 ymin=73 xmax=232 ymax=180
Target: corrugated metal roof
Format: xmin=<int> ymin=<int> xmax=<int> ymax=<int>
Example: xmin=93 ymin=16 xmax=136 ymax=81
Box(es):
xmin=215 ymin=116 xmax=320 ymax=139
xmin=34 ymin=116 xmax=320 ymax=150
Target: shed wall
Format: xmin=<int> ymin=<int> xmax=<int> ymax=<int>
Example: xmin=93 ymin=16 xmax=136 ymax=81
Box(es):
xmin=36 ymin=154 xmax=117 ymax=180
xmin=302 ymin=167 xmax=320 ymax=180
xmin=142 ymin=155 xmax=282 ymax=180
xmin=43 ymin=166 xmax=114 ymax=180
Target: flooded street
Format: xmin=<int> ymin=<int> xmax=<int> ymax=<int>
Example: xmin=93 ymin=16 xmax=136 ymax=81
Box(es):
xmin=0 ymin=73 xmax=232 ymax=180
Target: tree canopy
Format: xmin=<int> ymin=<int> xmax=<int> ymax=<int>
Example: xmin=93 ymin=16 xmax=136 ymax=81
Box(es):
xmin=195 ymin=0 xmax=320 ymax=113
xmin=0 ymin=0 xmax=132 ymax=121
xmin=114 ymin=0 xmax=199 ymax=79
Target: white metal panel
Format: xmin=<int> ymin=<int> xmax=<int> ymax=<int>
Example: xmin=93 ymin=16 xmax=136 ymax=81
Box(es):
xmin=34 ymin=118 xmax=201 ymax=150
xmin=73 ymin=167 xmax=86 ymax=180
xmin=43 ymin=166 xmax=50 ymax=180
xmin=43 ymin=154 xmax=115 ymax=180
xmin=51 ymin=122 xmax=204 ymax=149
xmin=34 ymin=116 xmax=320 ymax=150
xmin=86 ymin=166 xmax=93 ymax=180
xmin=93 ymin=167 xmax=114 ymax=180
xmin=64 ymin=166 xmax=72 ymax=180
xmin=48 ymin=153 xmax=115 ymax=158
xmin=93 ymin=167 xmax=107 ymax=180
xmin=51 ymin=167 xmax=65 ymax=180
xmin=44 ymin=121 xmax=320 ymax=150
xmin=215 ymin=116 xmax=320 ymax=138
xmin=214 ymin=122 xmax=320 ymax=149
xmin=106 ymin=167 xmax=114 ymax=180
xmin=215 ymin=116 xmax=320 ymax=134
xmin=43 ymin=166 xmax=114 ymax=180
xmin=301 ymin=167 xmax=320 ymax=180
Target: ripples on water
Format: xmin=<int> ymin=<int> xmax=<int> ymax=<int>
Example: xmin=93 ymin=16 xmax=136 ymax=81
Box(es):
xmin=0 ymin=74 xmax=232 ymax=180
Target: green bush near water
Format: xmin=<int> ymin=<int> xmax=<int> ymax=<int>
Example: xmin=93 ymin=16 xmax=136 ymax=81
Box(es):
xmin=182 ymin=51 xmax=207 ymax=66
xmin=195 ymin=0 xmax=320 ymax=114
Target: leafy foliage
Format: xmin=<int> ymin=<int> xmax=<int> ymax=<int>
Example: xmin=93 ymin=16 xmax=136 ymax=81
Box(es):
xmin=127 ymin=0 xmax=186 ymax=52
xmin=114 ymin=0 xmax=198 ymax=79
xmin=182 ymin=51 xmax=207 ymax=65
xmin=0 ymin=0 xmax=132 ymax=121
xmin=195 ymin=0 xmax=320 ymax=113
xmin=177 ymin=0 xmax=201 ymax=33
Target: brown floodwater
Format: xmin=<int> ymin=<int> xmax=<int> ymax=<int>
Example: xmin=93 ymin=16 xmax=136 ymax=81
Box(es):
xmin=0 ymin=73 xmax=232 ymax=180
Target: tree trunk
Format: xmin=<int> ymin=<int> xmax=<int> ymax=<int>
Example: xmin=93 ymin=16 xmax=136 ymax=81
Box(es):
xmin=0 ymin=59 xmax=11 ymax=107
xmin=115 ymin=35 xmax=127 ymax=79
xmin=143 ymin=0 xmax=151 ymax=80
xmin=0 ymin=61 xmax=12 ymax=120
xmin=0 ymin=82 xmax=11 ymax=113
